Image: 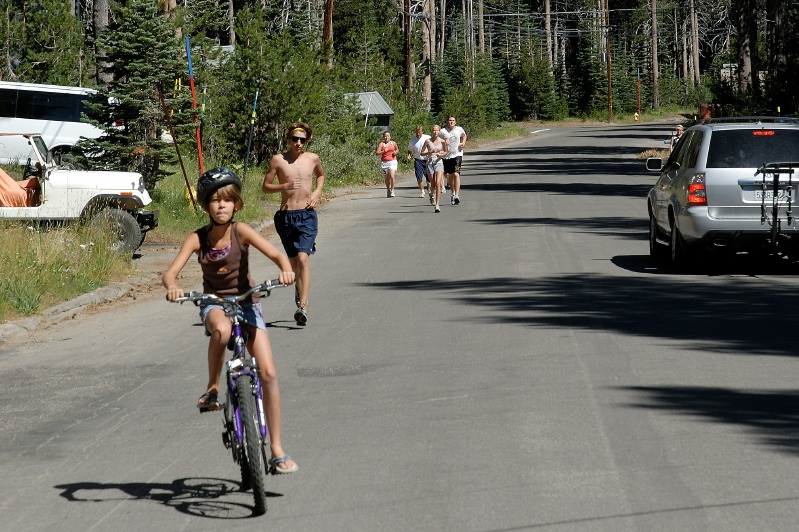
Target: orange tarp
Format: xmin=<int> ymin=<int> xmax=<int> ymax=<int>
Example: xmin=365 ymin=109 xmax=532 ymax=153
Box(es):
xmin=0 ymin=167 xmax=28 ymax=207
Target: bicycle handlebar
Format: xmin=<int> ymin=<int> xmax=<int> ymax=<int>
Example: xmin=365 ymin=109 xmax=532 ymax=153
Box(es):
xmin=174 ymin=279 xmax=286 ymax=304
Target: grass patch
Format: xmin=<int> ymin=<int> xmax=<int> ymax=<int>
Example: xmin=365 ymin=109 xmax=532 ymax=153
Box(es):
xmin=638 ymin=148 xmax=670 ymax=160
xmin=0 ymin=222 xmax=133 ymax=322
xmin=468 ymin=122 xmax=531 ymax=146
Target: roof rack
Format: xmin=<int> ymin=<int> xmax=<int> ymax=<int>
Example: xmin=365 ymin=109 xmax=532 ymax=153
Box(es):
xmin=698 ymin=116 xmax=799 ymax=125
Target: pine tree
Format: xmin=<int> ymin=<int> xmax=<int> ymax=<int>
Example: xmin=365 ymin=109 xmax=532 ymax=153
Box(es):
xmin=81 ymin=0 xmax=187 ymax=185
xmin=0 ymin=0 xmax=85 ymax=85
xmin=201 ymin=5 xmax=330 ymax=164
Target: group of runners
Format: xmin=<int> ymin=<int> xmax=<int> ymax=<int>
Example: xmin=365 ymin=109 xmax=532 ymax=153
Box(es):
xmin=376 ymin=115 xmax=467 ymax=214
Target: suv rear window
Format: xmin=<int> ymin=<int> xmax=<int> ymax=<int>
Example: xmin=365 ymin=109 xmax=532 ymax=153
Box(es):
xmin=706 ymin=129 xmax=799 ymax=168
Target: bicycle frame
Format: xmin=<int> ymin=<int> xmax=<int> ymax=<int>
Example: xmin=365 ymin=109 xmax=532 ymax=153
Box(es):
xmin=225 ymin=308 xmax=267 ymax=451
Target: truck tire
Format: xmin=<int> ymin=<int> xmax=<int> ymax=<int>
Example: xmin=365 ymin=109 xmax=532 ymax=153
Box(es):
xmin=92 ymin=208 xmax=142 ymax=254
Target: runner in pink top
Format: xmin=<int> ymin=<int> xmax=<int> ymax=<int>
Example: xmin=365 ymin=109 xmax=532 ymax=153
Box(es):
xmin=375 ymin=131 xmax=399 ymax=197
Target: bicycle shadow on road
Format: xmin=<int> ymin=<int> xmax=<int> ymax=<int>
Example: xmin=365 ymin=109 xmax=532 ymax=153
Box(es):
xmin=54 ymin=477 xmax=282 ymax=519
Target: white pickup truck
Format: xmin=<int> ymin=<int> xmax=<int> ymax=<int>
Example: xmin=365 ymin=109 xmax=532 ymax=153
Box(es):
xmin=0 ymin=133 xmax=158 ymax=252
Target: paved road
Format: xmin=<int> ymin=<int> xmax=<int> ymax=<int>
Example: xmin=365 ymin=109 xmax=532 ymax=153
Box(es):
xmin=3 ymin=123 xmax=799 ymax=531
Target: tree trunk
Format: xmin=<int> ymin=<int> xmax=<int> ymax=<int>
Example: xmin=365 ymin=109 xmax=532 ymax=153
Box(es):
xmin=651 ymin=0 xmax=659 ymax=108
xmin=682 ymin=20 xmax=689 ymax=84
xmin=689 ymin=0 xmax=700 ymax=86
xmin=438 ymin=0 xmax=445 ymax=63
xmin=477 ymin=0 xmax=484 ymax=55
xmin=429 ymin=0 xmax=436 ymax=68
xmin=229 ymin=0 xmax=235 ymax=45
xmin=404 ymin=0 xmax=412 ymax=96
xmin=735 ymin=0 xmax=758 ymax=94
xmin=322 ymin=0 xmax=333 ymax=69
xmin=604 ymin=0 xmax=612 ymax=122
xmin=422 ymin=0 xmax=432 ymax=109
xmin=765 ymin=0 xmax=786 ymax=99
xmin=545 ymin=0 xmax=553 ymax=75
xmin=93 ymin=0 xmax=112 ymax=87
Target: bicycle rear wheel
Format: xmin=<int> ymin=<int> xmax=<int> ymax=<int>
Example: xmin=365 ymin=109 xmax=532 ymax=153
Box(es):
xmin=237 ymin=376 xmax=267 ymax=515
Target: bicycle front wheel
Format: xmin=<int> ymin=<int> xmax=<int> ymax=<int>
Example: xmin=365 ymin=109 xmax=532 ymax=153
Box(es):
xmin=237 ymin=376 xmax=267 ymax=515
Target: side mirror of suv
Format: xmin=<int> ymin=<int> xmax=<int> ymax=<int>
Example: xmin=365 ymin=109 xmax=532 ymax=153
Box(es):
xmin=646 ymin=157 xmax=664 ymax=172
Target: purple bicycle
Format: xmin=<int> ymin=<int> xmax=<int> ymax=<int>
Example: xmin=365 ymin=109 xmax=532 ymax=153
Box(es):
xmin=174 ymin=279 xmax=284 ymax=516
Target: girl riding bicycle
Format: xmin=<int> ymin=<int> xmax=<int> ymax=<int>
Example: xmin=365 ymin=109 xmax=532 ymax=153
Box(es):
xmin=163 ymin=167 xmax=298 ymax=474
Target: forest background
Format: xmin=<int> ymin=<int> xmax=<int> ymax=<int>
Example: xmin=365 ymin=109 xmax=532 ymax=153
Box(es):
xmin=2 ymin=0 xmax=797 ymax=186
xmin=0 ymin=0 xmax=797 ymax=321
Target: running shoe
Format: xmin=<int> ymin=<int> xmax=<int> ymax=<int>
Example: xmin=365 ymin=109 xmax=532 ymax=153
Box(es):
xmin=454 ymin=195 xmax=460 ymax=205
xmin=429 ymin=193 xmax=435 ymax=205
xmin=390 ymin=190 xmax=395 ymax=197
xmin=450 ymin=194 xmax=455 ymax=205
xmin=294 ymin=307 xmax=307 ymax=326
xmin=419 ymin=190 xmax=425 ymax=197
xmin=386 ymin=188 xmax=391 ymax=197
xmin=435 ymin=205 xmax=441 ymax=213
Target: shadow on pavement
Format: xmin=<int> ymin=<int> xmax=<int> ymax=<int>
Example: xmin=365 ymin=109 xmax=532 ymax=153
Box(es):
xmin=362 ymin=269 xmax=799 ymax=358
xmin=619 ymin=385 xmax=799 ymax=456
xmin=55 ymin=477 xmax=282 ymax=519
xmin=471 ymin=215 xmax=646 ymax=241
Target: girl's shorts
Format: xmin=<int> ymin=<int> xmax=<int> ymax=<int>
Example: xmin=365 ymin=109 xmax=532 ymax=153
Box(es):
xmin=428 ymin=159 xmax=444 ymax=174
xmin=200 ymin=300 xmax=267 ymax=332
xmin=380 ymin=160 xmax=398 ymax=174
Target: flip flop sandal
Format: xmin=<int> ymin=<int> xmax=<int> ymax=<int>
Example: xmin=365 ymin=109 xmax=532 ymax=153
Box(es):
xmin=197 ymin=391 xmax=220 ymax=413
xmin=268 ymin=455 xmax=299 ymax=474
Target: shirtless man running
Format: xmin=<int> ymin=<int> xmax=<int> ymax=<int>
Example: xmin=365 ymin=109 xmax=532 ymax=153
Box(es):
xmin=263 ymin=122 xmax=326 ymax=326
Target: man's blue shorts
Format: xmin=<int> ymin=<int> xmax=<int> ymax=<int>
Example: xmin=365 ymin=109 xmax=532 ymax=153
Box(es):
xmin=274 ymin=208 xmax=318 ymax=258
xmin=414 ymin=159 xmax=428 ymax=182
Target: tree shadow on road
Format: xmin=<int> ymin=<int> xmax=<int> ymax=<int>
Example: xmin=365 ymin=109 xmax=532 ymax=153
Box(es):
xmin=54 ymin=477 xmax=282 ymax=519
xmin=365 ymin=268 xmax=799 ymax=454
xmin=619 ymin=385 xmax=799 ymax=456
xmin=362 ymin=269 xmax=799 ymax=358
xmin=471 ymin=215 xmax=646 ymax=242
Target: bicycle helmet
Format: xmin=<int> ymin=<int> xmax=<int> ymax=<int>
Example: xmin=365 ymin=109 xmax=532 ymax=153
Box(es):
xmin=196 ymin=167 xmax=242 ymax=205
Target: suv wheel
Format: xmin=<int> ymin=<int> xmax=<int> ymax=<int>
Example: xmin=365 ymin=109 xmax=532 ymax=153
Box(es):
xmin=91 ymin=208 xmax=142 ymax=254
xmin=649 ymin=213 xmax=666 ymax=260
xmin=669 ymin=222 xmax=690 ymax=270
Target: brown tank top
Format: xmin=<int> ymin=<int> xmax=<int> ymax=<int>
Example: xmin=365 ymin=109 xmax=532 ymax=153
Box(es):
xmin=197 ymin=222 xmax=256 ymax=300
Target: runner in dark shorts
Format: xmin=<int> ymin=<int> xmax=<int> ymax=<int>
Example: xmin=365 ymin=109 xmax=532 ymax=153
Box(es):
xmin=273 ymin=209 xmax=318 ymax=258
xmin=443 ymin=156 xmax=462 ymax=175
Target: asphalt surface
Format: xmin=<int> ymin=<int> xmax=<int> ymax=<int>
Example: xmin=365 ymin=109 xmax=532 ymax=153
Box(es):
xmin=3 ymin=122 xmax=799 ymax=531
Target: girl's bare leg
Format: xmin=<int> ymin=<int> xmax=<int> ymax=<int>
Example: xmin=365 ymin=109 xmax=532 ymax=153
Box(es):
xmin=248 ymin=327 xmax=297 ymax=472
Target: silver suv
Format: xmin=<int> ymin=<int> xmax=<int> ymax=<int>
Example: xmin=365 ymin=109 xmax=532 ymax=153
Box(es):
xmin=646 ymin=118 xmax=799 ymax=267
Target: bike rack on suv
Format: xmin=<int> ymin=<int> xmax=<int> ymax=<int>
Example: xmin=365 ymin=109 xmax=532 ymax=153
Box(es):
xmin=756 ymin=162 xmax=799 ymax=246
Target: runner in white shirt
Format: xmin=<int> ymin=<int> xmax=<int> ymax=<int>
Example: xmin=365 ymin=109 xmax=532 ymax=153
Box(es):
xmin=406 ymin=125 xmax=431 ymax=198
xmin=441 ymin=115 xmax=467 ymax=205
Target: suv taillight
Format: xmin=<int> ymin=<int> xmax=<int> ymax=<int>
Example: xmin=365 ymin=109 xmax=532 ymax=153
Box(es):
xmin=687 ymin=173 xmax=707 ymax=205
